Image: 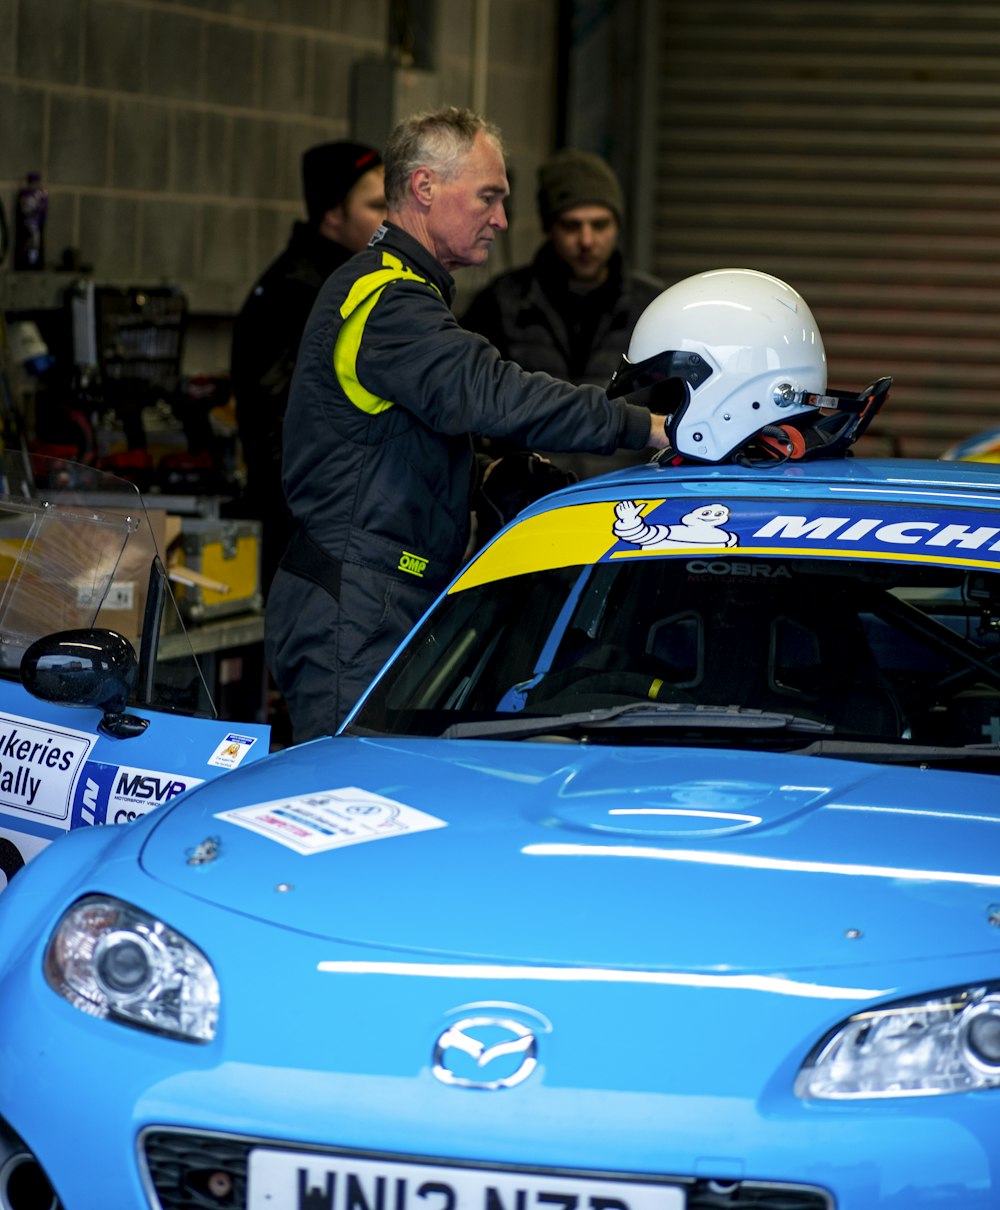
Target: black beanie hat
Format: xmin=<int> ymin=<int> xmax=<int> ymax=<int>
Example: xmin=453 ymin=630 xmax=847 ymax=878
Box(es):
xmin=536 ymin=149 xmax=624 ymax=229
xmin=302 ymin=141 xmax=382 ymax=225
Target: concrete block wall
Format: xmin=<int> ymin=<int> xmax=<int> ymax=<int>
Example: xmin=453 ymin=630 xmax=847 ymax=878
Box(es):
xmin=0 ymin=0 xmax=560 ymax=372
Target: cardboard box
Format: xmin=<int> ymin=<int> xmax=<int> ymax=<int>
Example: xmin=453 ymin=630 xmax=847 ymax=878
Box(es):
xmin=0 ymin=505 xmax=170 ymax=659
xmin=79 ymin=577 xmax=143 ymax=645
xmin=81 ymin=507 xmax=174 ymax=646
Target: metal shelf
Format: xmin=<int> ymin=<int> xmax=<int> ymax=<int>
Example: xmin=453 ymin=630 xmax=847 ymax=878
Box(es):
xmin=0 ymin=270 xmax=86 ymax=313
xmin=158 ymin=612 xmax=264 ymax=662
xmin=1 ymin=271 xmax=244 ymax=317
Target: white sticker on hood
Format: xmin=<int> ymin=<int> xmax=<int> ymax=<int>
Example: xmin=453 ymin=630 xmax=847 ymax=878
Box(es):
xmin=215 ymin=786 xmax=446 ymax=855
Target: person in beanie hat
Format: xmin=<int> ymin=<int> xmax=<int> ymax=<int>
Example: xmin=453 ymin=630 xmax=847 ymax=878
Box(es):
xmin=231 ymin=140 xmax=385 ymax=599
xmin=302 ymin=141 xmax=383 ymax=229
xmin=462 ymin=147 xmax=663 ymax=480
xmin=536 ymin=148 xmax=625 ymax=229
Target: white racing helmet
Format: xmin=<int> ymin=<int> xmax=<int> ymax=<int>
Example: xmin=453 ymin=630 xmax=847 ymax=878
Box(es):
xmin=609 ymin=267 xmax=888 ymax=464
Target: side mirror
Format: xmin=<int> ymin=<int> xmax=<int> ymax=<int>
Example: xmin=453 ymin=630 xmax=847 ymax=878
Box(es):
xmin=20 ymin=629 xmax=150 ymax=740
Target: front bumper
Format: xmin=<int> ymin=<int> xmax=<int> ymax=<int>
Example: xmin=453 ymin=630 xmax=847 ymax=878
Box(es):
xmin=0 ymin=852 xmax=996 ymax=1210
xmin=1 ymin=953 xmax=997 ymax=1210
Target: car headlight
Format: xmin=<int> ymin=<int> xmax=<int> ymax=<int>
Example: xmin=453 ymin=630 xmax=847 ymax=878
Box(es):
xmin=43 ymin=895 xmax=218 ymax=1043
xmin=795 ymin=983 xmax=1000 ymax=1099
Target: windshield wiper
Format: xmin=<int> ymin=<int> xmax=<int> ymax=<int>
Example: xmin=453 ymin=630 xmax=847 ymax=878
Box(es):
xmin=790 ymin=739 xmax=1000 ymax=765
xmin=441 ymin=703 xmax=835 ymax=741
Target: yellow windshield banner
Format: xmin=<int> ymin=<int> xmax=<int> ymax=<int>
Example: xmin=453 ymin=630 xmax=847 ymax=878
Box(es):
xmin=450 ymin=503 xmax=623 ymax=592
xmin=449 ymin=494 xmax=1000 ymax=593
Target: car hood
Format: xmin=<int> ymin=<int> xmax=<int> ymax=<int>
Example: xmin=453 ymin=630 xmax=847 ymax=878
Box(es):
xmin=140 ymin=736 xmax=1000 ymax=973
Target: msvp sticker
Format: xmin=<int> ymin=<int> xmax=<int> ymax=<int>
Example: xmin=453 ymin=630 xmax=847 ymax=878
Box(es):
xmin=71 ymin=762 xmax=205 ymax=827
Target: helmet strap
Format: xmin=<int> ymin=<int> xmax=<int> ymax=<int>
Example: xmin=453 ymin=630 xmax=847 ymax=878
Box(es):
xmin=733 ymin=424 xmax=807 ymax=467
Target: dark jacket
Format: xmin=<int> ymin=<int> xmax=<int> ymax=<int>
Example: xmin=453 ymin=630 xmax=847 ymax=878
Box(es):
xmin=230 ymin=222 xmax=353 ymax=588
xmin=461 ymin=243 xmax=663 ymax=388
xmin=279 ymin=222 xmax=653 ymax=590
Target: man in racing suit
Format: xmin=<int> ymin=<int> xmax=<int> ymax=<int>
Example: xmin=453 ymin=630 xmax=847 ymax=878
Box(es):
xmin=231 ymin=141 xmax=385 ymax=595
xmin=265 ymin=107 xmax=668 ymax=743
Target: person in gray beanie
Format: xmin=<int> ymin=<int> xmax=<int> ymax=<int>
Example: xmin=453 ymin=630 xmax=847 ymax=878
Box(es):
xmin=461 ymin=147 xmax=663 ymax=479
xmin=536 ymin=148 xmax=625 ymax=229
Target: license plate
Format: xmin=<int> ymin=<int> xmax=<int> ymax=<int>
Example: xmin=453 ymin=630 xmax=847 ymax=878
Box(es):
xmin=247 ymin=1151 xmax=685 ymax=1210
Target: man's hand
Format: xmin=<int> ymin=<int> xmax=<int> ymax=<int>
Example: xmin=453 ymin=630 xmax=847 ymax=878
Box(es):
xmin=647 ymin=413 xmax=670 ymax=449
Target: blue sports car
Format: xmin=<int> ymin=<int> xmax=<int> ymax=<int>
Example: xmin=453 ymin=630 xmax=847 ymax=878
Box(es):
xmin=1 ymin=453 xmax=999 ymax=1210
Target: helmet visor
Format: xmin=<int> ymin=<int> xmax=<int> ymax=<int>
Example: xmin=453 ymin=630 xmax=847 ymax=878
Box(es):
xmin=607 ymin=348 xmax=713 ymax=399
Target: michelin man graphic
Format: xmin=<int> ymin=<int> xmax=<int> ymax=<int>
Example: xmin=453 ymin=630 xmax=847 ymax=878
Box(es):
xmin=613 ymin=500 xmax=739 ymax=549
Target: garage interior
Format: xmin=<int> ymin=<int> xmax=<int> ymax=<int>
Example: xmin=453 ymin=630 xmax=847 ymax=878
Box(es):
xmin=1 ymin=0 xmax=998 ymax=724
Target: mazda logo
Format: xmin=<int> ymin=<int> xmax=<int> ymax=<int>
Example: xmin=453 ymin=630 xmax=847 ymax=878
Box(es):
xmin=432 ymin=1017 xmax=538 ymax=1089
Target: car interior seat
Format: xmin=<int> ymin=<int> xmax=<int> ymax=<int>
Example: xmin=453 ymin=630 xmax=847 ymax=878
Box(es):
xmin=643 ymin=576 xmax=907 ymax=738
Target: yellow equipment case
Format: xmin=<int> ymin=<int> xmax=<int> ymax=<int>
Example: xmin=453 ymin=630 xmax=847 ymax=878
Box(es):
xmin=170 ymin=518 xmax=263 ymax=624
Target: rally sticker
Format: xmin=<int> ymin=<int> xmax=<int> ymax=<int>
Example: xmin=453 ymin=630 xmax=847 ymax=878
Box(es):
xmin=609 ymin=499 xmax=1000 ymax=563
xmin=208 ymin=732 xmax=259 ymax=770
xmin=215 ymin=787 xmax=447 ymax=855
xmin=71 ymin=762 xmax=205 ymax=828
xmin=0 ymin=713 xmax=96 ymax=825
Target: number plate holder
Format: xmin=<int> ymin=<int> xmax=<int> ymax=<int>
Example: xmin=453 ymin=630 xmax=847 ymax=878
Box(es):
xmin=247 ymin=1150 xmax=686 ymax=1210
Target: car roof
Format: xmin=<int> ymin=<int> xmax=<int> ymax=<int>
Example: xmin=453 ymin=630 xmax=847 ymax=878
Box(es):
xmin=517 ymin=456 xmax=1000 ymax=517
xmin=450 ymin=456 xmax=1000 ymax=594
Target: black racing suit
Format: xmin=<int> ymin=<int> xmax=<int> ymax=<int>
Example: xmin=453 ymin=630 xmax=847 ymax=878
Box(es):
xmin=265 ymin=221 xmax=654 ymax=742
xmin=230 ymin=222 xmax=353 ymax=593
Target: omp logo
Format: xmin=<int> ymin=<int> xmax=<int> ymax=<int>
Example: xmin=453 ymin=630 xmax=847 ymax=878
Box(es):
xmin=80 ymin=777 xmax=101 ymax=826
xmin=115 ymin=772 xmax=189 ymax=803
xmin=398 ymin=550 xmax=428 ymax=577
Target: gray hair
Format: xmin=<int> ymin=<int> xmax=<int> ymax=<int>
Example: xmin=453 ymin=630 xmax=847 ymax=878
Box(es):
xmin=383 ymin=106 xmax=505 ymax=207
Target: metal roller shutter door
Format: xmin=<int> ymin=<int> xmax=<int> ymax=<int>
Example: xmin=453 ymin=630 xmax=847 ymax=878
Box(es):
xmin=644 ymin=0 xmax=1000 ymax=458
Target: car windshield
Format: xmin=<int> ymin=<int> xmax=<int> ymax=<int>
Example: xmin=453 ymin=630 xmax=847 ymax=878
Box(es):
xmin=349 ymin=553 xmax=1000 ymax=760
xmin=0 ymin=450 xmax=215 ymax=717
